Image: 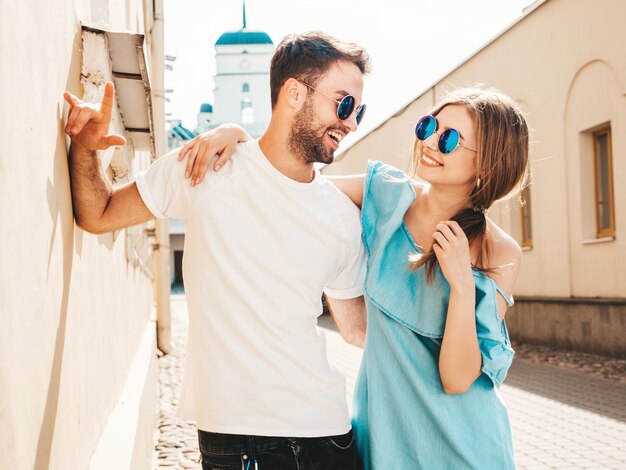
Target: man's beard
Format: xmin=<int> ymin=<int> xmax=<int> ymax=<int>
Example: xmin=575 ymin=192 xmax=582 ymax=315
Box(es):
xmin=288 ymin=98 xmax=334 ymax=165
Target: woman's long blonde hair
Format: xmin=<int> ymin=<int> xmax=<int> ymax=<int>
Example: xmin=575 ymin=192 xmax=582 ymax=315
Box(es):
xmin=409 ymin=87 xmax=530 ymax=282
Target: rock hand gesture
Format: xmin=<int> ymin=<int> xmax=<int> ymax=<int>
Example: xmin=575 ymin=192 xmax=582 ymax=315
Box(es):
xmin=63 ymin=82 xmax=126 ymax=151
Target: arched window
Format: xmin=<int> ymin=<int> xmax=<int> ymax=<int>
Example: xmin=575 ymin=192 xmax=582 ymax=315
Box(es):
xmin=241 ymin=97 xmax=253 ymax=124
xmin=242 ymin=83 xmax=250 ymax=93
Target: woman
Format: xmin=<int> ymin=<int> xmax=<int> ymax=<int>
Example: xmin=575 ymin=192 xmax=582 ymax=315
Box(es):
xmin=337 ymin=88 xmax=528 ymax=469
xmin=180 ymin=87 xmax=529 ymax=469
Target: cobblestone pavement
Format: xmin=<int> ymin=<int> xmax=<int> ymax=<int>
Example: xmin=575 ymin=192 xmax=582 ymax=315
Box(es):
xmin=154 ymin=297 xmax=626 ymax=469
xmin=153 ymin=295 xmax=202 ymax=469
xmin=512 ymin=341 xmax=626 ymax=384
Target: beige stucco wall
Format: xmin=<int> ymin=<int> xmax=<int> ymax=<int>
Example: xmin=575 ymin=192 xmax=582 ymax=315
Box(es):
xmin=0 ymin=1 xmax=158 ymax=468
xmin=323 ymin=0 xmax=626 ymax=299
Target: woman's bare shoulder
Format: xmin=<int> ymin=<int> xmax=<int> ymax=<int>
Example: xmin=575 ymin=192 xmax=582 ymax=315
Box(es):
xmin=485 ymin=220 xmax=522 ymax=280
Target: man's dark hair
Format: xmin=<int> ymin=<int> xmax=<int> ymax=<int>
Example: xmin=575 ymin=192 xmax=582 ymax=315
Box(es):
xmin=269 ymin=31 xmax=371 ymax=109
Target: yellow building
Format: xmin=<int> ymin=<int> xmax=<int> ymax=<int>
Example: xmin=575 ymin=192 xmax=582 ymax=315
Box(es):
xmin=323 ymin=0 xmax=626 ymax=356
xmin=0 ymin=0 xmax=170 ymax=468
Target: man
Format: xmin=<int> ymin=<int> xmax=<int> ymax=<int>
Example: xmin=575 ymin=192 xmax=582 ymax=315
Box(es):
xmin=64 ymin=31 xmax=370 ymax=469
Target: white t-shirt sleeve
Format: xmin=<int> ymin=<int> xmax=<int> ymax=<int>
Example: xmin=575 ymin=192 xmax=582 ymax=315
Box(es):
xmin=135 ymin=148 xmax=191 ymax=219
xmin=323 ymin=236 xmax=367 ymax=300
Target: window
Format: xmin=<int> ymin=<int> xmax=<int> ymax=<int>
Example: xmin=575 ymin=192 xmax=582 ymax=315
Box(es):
xmin=520 ymin=186 xmax=532 ymax=248
xmin=241 ymin=84 xmax=252 ymax=122
xmin=593 ymin=127 xmax=615 ymax=237
xmin=241 ymin=97 xmax=254 ymax=124
xmin=242 ymin=107 xmax=254 ymax=124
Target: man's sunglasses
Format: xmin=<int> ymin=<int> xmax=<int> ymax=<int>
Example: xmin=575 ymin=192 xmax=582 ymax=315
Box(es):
xmin=296 ymin=79 xmax=366 ymax=125
xmin=415 ymin=115 xmax=477 ymax=155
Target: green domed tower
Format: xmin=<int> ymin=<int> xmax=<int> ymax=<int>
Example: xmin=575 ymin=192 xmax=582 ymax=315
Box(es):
xmin=212 ymin=1 xmax=274 ymax=137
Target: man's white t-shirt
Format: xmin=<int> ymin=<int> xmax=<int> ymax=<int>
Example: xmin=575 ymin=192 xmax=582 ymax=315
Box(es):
xmin=136 ymin=140 xmax=366 ymax=437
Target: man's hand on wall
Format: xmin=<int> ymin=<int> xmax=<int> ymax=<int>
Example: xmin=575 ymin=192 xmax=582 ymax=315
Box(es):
xmin=63 ymin=82 xmax=126 ymax=151
xmin=62 ymin=82 xmax=153 ymax=234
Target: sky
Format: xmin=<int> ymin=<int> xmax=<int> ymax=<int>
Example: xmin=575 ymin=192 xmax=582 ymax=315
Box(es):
xmin=164 ymin=0 xmax=535 ymax=149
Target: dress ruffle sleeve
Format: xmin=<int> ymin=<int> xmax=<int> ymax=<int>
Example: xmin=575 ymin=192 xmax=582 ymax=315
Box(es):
xmin=474 ymin=274 xmax=516 ymax=387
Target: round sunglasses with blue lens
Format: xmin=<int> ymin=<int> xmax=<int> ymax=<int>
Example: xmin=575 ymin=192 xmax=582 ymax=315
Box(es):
xmin=415 ymin=115 xmax=477 ymax=155
xmin=297 ymin=79 xmax=366 ymax=125
xmin=337 ymin=95 xmax=354 ymax=120
xmin=336 ymin=96 xmax=367 ymax=125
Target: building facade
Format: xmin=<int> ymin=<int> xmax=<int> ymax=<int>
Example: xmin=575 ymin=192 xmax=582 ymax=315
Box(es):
xmin=322 ymin=0 xmax=626 ymax=356
xmin=0 ymin=0 xmax=166 ymax=468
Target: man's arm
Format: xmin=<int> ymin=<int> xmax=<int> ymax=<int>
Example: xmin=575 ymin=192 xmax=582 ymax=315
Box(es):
xmin=324 ymin=295 xmax=367 ymax=348
xmin=64 ymin=83 xmax=154 ymax=233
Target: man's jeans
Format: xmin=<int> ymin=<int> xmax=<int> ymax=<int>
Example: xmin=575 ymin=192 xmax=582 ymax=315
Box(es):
xmin=197 ymin=429 xmax=362 ymax=470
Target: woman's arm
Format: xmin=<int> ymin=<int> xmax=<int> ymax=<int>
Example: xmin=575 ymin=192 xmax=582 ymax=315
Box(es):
xmin=435 ymin=223 xmax=522 ymax=394
xmin=327 ymin=175 xmax=366 ymax=208
xmin=439 ymin=283 xmax=481 ymax=394
xmin=434 ymin=220 xmax=481 ymax=394
xmin=178 ymin=124 xmax=252 ymax=186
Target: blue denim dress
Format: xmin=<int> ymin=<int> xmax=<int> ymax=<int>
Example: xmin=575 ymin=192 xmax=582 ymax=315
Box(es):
xmin=352 ymin=161 xmax=516 ymax=470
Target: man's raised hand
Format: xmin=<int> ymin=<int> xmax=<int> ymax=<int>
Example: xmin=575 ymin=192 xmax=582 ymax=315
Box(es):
xmin=63 ymin=82 xmax=126 ymax=151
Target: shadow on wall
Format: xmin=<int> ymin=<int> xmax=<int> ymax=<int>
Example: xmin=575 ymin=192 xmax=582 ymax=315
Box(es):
xmin=33 ymin=62 xmax=79 ymax=469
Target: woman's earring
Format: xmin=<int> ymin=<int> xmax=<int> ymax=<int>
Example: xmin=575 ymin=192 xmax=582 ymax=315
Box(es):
xmin=476 ymin=177 xmax=481 ymax=187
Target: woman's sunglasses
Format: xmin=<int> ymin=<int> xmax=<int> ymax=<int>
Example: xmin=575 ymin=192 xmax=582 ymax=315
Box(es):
xmin=296 ymin=79 xmax=366 ymax=125
xmin=415 ymin=115 xmax=477 ymax=155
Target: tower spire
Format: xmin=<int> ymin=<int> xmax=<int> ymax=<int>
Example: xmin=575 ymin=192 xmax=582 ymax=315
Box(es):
xmin=242 ymin=0 xmax=247 ymax=29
